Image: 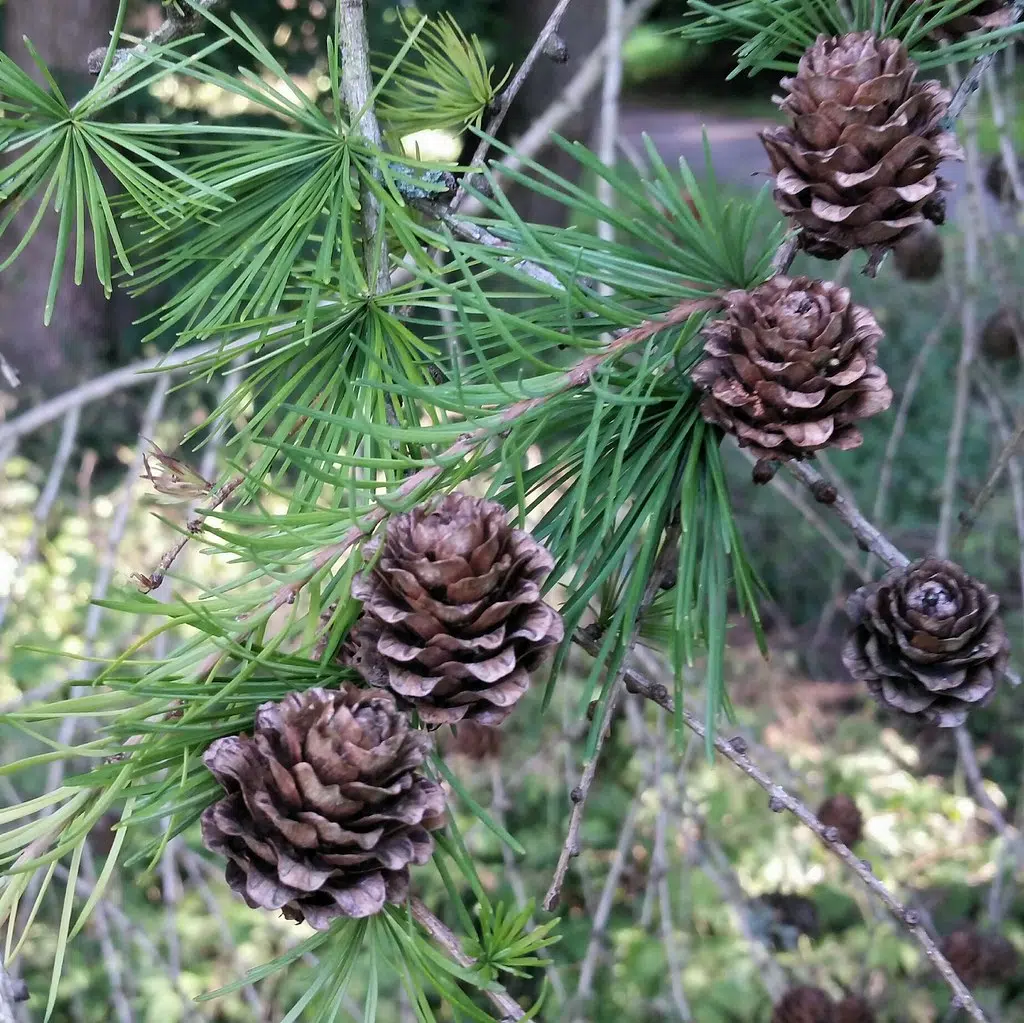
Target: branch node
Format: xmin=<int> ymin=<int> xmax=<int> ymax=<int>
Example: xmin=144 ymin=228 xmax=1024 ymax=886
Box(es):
xmin=824 ymin=825 xmax=842 ymax=844
xmin=570 ymin=786 xmax=584 ymax=804
xmin=728 ymin=735 xmax=748 ymax=755
xmin=768 ymin=793 xmax=786 ymax=813
xmin=903 ymin=909 xmax=921 ymax=927
xmin=810 ymin=479 xmax=838 ymax=505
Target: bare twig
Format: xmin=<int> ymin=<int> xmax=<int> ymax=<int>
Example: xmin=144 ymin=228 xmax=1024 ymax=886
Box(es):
xmin=945 ymin=0 xmax=1024 ymax=124
xmin=543 ymin=681 xmax=624 ymax=912
xmin=451 ymin=0 xmax=575 ymax=211
xmin=771 ymin=233 xmax=800 ymax=276
xmin=572 ymin=631 xmax=991 ymax=1023
xmin=135 ymin=473 xmax=245 ymax=593
xmin=339 ymin=0 xmax=390 ymax=296
xmin=955 ymin=726 xmax=1023 ymax=855
xmin=596 ymin=0 xmax=625 ymax=249
xmin=0 ymin=964 xmax=28 ymax=1023
xmin=0 ymin=405 xmax=80 ymax=630
xmin=786 ymin=461 xmax=909 ymax=570
xmin=572 ymin=778 xmax=647 ymax=1011
xmin=86 ymin=0 xmax=227 ymax=82
xmin=954 ymin=414 xmax=1024 ymax=547
xmin=873 ymin=303 xmax=955 ymax=531
xmin=937 ymin=106 xmax=982 ymax=559
xmin=409 ymin=898 xmax=524 ymax=1021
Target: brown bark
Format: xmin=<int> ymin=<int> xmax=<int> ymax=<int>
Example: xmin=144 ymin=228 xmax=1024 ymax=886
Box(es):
xmin=0 ymin=0 xmax=121 ymax=405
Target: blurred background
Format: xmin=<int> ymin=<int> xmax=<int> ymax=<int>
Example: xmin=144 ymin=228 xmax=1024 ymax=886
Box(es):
xmin=3 ymin=1 xmax=1024 ymax=1020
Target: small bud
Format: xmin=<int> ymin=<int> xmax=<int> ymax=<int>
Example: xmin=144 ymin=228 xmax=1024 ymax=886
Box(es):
xmin=768 ymin=794 xmax=786 ymax=813
xmin=860 ymin=858 xmax=873 ymax=873
xmin=823 ymin=825 xmax=841 ymax=843
xmin=810 ymin=479 xmax=838 ymax=504
xmin=752 ymin=458 xmax=778 ymax=485
xmin=904 ymin=909 xmax=920 ymax=927
xmin=570 ymin=786 xmax=584 ymax=803
xmin=542 ymin=32 xmax=569 ymax=63
xmin=729 ymin=735 xmax=748 ymax=755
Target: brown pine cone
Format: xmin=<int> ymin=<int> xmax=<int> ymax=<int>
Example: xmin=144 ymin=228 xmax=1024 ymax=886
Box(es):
xmin=760 ymin=32 xmax=963 ymax=259
xmin=980 ymin=932 xmax=1021 ymax=983
xmin=759 ymin=891 xmax=821 ymax=947
xmin=201 ymin=686 xmax=445 ymax=929
xmin=842 ymin=559 xmax=1009 ymax=728
xmin=981 ymin=308 xmax=1022 ymax=362
xmin=942 ymin=927 xmax=985 ymax=986
xmin=690 ymin=276 xmax=892 ymax=465
xmin=892 ymin=222 xmax=944 ymax=282
xmin=837 ymin=995 xmax=875 ymax=1023
xmin=817 ymin=793 xmax=864 ymax=847
xmin=772 ymin=986 xmax=835 ymax=1023
xmin=349 ymin=493 xmax=563 ymax=726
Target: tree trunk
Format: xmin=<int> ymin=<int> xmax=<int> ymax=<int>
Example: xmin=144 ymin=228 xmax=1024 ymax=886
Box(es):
xmin=0 ymin=0 xmax=120 ymax=405
xmin=500 ymin=0 xmax=606 ymax=228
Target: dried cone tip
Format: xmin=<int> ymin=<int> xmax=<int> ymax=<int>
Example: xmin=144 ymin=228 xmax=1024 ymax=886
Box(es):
xmin=761 ymin=32 xmax=963 ymax=260
xmin=201 ymin=686 xmax=445 ymax=929
xmin=691 ymin=276 xmax=892 ymax=466
xmin=842 ymin=559 xmax=1009 ymax=728
xmin=349 ymin=493 xmax=563 ymax=726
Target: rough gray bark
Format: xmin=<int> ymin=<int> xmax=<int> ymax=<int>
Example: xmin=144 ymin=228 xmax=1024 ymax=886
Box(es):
xmin=0 ymin=0 xmax=121 ymax=404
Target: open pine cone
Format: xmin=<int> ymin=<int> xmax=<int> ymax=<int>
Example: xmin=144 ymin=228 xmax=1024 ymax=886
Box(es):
xmin=842 ymin=559 xmax=1009 ymax=728
xmin=817 ymin=793 xmax=864 ymax=847
xmin=349 ymin=493 xmax=563 ymax=726
xmin=691 ymin=276 xmax=892 ymax=465
xmin=760 ymin=32 xmax=963 ymax=259
xmin=771 ymin=986 xmax=835 ymax=1023
xmin=201 ymin=686 xmax=445 ymax=929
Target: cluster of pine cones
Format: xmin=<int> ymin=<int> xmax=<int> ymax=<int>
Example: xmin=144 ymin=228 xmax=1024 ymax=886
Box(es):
xmin=691 ymin=28 xmax=1012 ymax=729
xmin=201 ymin=493 xmax=563 ymax=929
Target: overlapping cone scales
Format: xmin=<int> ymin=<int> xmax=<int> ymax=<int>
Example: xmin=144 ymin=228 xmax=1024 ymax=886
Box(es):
xmin=941 ymin=926 xmax=1021 ymax=986
xmin=691 ymin=276 xmax=892 ymax=461
xmin=760 ymin=32 xmax=963 ymax=258
xmin=842 ymin=559 xmax=1009 ymax=728
xmin=201 ymin=687 xmax=445 ymax=929
xmin=349 ymin=493 xmax=563 ymax=726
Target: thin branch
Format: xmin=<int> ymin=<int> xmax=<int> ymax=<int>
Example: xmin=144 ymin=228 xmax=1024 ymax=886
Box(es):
xmin=86 ymin=0 xmax=227 ymax=82
xmin=0 ymin=337 xmax=239 ymax=446
xmin=572 ymin=631 xmax=991 ymax=1023
xmin=572 ymin=776 xmax=647 ymax=1011
xmin=451 ymin=0 xmax=575 ymax=212
xmin=749 ymin=452 xmax=870 ymax=581
xmin=409 ymin=898 xmax=524 ymax=1021
xmin=945 ymin=0 xmax=1024 ymax=124
xmin=135 ymin=473 xmax=245 ymax=593
xmin=254 ymin=298 xmax=720 ymax=620
xmin=596 ymin=0 xmax=625 ymax=249
xmin=954 ymin=414 xmax=1024 ymax=547
xmin=955 ymin=726 xmax=1023 ymax=855
xmin=339 ymin=0 xmax=391 ymax=296
xmin=937 ymin=104 xmax=982 ymax=559
xmin=0 ymin=965 xmax=27 ymax=1023
xmin=785 ymin=461 xmax=910 ymax=570
xmin=873 ymin=302 xmax=955 ymax=530
xmin=0 ymin=405 xmax=80 ymax=630
xmin=543 ymin=681 xmax=624 ymax=912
